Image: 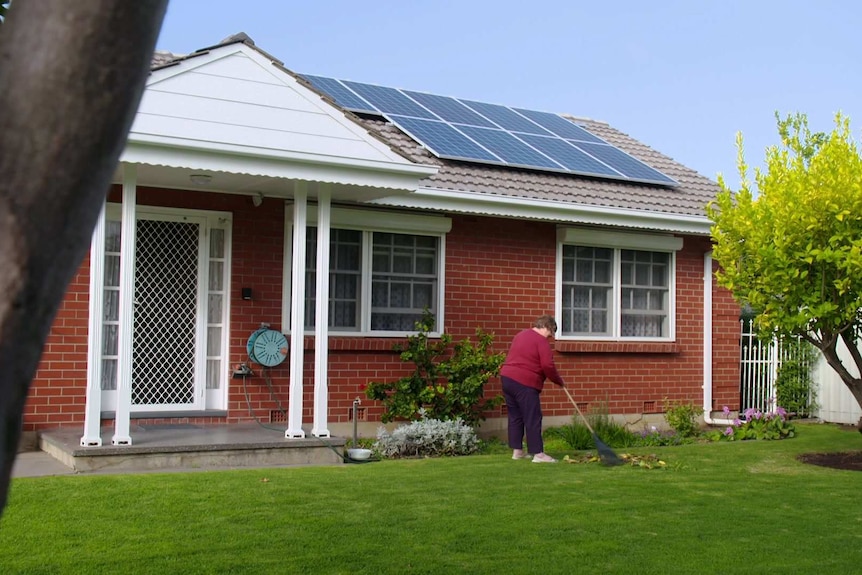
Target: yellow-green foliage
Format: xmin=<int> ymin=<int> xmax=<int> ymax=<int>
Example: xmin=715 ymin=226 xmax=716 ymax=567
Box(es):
xmin=707 ymin=113 xmax=862 ymax=341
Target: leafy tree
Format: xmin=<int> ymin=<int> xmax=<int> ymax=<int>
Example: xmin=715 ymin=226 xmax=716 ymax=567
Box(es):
xmin=707 ymin=112 xmax=862 ymax=429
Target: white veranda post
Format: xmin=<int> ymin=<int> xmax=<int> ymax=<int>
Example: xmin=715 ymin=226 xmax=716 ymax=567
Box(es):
xmin=286 ymin=183 xmax=308 ymax=438
xmin=312 ymin=186 xmax=331 ymax=438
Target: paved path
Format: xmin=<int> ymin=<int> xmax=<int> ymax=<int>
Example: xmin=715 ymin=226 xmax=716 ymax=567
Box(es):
xmin=11 ymin=451 xmax=75 ymax=478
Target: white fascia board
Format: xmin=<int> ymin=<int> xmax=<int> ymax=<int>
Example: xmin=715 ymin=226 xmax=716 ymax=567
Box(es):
xmin=369 ymin=186 xmax=713 ymax=235
xmin=121 ymin=141 xmax=437 ymax=190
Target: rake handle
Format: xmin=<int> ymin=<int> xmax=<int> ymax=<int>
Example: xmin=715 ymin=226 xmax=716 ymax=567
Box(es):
xmin=561 ymin=386 xmax=596 ymax=435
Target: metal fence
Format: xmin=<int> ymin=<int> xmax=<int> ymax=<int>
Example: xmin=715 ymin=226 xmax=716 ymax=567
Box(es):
xmin=739 ymin=317 xmax=815 ymax=415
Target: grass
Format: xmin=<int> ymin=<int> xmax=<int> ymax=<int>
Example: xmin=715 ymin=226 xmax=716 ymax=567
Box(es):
xmin=2 ymin=422 xmax=861 ymax=574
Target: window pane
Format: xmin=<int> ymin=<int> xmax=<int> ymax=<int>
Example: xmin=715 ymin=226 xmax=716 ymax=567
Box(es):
xmin=208 ymin=261 xmax=224 ymax=290
xmin=414 ymin=283 xmax=434 ymax=308
xmin=371 ymin=233 xmax=439 ymax=331
xmin=572 ymin=310 xmax=589 ymax=332
xmin=104 ymin=255 xmax=120 ymax=287
xmin=562 ymin=257 xmax=574 ymax=281
xmin=206 ymin=359 xmax=221 ymax=390
xmin=105 ymin=221 xmax=122 ymax=252
xmin=561 ymin=245 xmax=614 ymax=336
xmin=209 ymin=229 xmax=225 ymax=259
xmin=208 ymin=294 xmax=223 ymax=323
xmin=622 ymin=315 xmax=665 ymax=337
xmin=393 ymin=253 xmax=413 ymax=273
xmin=573 ymin=286 xmax=590 ymax=308
xmin=101 ymin=359 xmax=117 ymax=391
xmin=635 ymin=263 xmax=651 ymax=285
xmin=103 ymin=290 xmax=119 ymax=321
xmin=103 ymin=325 xmax=118 ymax=355
xmin=594 ymin=260 xmax=611 ymax=283
xmin=576 ymin=260 xmax=593 ymax=282
xmin=591 ymin=310 xmax=607 ymax=333
xmin=207 ymin=326 xmax=221 ymax=355
xmin=306 ymin=227 xmax=362 ymax=330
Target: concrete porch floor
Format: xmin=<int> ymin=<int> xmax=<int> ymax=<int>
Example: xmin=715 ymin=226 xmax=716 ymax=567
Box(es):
xmin=23 ymin=423 xmax=347 ymax=476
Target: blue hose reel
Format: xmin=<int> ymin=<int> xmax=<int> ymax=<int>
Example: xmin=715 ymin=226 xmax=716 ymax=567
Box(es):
xmin=246 ymin=327 xmax=288 ymax=367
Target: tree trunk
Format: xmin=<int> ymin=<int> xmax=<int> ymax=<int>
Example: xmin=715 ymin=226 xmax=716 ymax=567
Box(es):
xmin=818 ymin=337 xmax=862 ymax=432
xmin=0 ymin=0 xmax=167 ymax=516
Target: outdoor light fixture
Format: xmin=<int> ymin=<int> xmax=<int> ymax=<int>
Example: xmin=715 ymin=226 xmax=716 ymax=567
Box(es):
xmin=252 ymin=192 xmax=264 ymax=207
xmin=189 ymin=174 xmax=212 ymax=185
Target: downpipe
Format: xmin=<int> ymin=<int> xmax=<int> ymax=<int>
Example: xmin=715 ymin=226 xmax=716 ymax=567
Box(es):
xmin=703 ymin=251 xmax=735 ymax=426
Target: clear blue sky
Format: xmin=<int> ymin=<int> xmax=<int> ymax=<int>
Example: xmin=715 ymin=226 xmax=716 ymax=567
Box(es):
xmin=156 ymin=0 xmax=860 ymax=190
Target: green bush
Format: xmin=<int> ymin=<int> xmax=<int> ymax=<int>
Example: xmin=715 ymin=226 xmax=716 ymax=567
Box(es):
xmin=364 ymin=309 xmax=505 ymax=426
xmin=663 ymin=398 xmax=701 ymax=437
xmin=775 ymin=339 xmax=818 ymax=418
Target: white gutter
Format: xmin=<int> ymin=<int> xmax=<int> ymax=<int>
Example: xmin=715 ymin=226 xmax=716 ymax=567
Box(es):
xmin=703 ymin=250 xmax=735 ymax=425
xmin=371 ymin=186 xmax=713 ymax=235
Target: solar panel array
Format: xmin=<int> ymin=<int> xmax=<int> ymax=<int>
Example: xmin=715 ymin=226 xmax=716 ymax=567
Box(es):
xmin=301 ymin=74 xmax=677 ymax=186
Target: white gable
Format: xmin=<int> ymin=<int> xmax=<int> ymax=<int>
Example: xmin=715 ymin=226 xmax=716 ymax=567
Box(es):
xmin=122 ymin=42 xmax=435 ymax=191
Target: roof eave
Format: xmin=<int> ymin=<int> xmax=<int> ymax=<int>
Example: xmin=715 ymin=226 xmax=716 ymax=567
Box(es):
xmin=368 ymin=186 xmax=714 ymax=235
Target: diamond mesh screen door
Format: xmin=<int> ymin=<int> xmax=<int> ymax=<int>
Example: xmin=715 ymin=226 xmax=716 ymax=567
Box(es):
xmin=132 ymin=217 xmax=202 ymax=408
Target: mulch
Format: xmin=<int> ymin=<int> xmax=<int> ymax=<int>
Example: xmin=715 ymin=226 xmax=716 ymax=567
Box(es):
xmin=797 ymin=451 xmax=862 ymax=471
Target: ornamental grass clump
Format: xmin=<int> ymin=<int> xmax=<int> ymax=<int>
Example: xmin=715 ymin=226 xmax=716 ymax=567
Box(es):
xmin=374 ymin=412 xmax=480 ymax=458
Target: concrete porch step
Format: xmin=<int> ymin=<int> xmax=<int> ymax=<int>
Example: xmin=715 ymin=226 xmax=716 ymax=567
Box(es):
xmin=36 ymin=424 xmax=347 ymax=474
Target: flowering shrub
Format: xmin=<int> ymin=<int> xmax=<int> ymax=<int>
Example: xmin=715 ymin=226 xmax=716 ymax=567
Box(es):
xmin=364 ymin=310 xmax=504 ymax=426
xmin=373 ymin=412 xmax=480 ymax=458
xmin=709 ymin=405 xmax=796 ymax=441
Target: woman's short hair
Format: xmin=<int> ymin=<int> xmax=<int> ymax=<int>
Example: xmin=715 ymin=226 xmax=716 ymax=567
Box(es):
xmin=533 ymin=315 xmax=558 ymax=333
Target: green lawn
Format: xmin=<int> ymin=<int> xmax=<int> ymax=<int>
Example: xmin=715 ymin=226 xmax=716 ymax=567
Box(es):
xmin=2 ymin=423 xmax=861 ymax=574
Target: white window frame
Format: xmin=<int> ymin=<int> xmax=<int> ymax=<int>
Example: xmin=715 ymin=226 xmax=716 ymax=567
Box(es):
xmin=283 ymin=206 xmax=451 ymax=336
xmin=555 ymin=227 xmax=682 ymax=342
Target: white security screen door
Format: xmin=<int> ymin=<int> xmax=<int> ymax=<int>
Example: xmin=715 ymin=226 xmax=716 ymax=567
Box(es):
xmin=100 ymin=206 xmax=230 ymax=413
xmin=132 ymin=216 xmax=203 ymax=409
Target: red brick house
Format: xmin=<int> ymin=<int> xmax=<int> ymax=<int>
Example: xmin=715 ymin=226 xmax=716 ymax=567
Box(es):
xmin=24 ymin=34 xmax=740 ymax=447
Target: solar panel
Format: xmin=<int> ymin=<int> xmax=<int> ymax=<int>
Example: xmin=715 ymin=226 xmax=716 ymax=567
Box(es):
xmin=402 ymin=90 xmax=497 ymax=128
xmin=342 ymin=81 xmax=436 ymax=119
xmin=388 ymin=116 xmax=501 ymax=163
xmin=459 ymin=100 xmax=552 ymax=135
xmin=570 ymin=141 xmax=677 ymax=185
xmin=514 ymin=108 xmax=605 ymax=143
xmin=515 ymin=134 xmax=622 ymax=177
xmin=456 ymin=125 xmax=563 ymax=170
xmin=301 ymin=75 xmax=376 ymax=113
xmin=299 ymin=74 xmax=678 ymax=186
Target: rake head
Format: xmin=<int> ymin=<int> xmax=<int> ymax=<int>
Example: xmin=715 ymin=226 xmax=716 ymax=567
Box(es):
xmin=592 ymin=433 xmax=624 ymax=466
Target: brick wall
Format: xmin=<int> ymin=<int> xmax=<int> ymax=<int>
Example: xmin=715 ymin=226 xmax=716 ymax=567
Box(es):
xmin=24 ymin=188 xmax=741 ymax=432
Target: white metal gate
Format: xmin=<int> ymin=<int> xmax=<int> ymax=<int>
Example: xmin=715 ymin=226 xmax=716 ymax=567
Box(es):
xmin=739 ymin=317 xmax=814 ymax=415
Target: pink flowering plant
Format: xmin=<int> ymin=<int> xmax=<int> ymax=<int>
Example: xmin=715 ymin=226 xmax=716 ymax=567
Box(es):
xmin=709 ymin=402 xmax=796 ymax=441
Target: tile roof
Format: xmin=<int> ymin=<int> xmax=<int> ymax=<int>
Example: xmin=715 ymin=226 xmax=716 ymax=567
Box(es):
xmin=151 ymin=36 xmax=719 ymax=222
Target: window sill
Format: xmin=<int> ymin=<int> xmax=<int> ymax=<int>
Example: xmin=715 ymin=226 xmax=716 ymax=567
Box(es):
xmin=554 ymin=341 xmax=680 ymax=354
xmin=301 ymin=336 xmax=407 ymax=352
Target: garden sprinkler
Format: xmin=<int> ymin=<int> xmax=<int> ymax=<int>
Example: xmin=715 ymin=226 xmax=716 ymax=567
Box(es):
xmin=562 ymin=387 xmax=623 ymax=466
